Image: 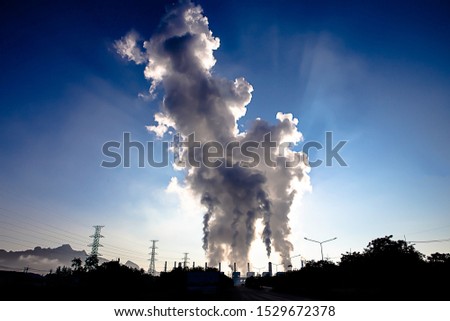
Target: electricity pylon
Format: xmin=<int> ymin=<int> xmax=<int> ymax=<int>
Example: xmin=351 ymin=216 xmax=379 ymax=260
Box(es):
xmin=88 ymin=225 xmax=104 ymax=257
xmin=148 ymin=240 xmax=158 ymax=276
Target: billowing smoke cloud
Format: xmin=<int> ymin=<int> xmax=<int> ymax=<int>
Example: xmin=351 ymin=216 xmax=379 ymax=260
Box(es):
xmin=115 ymin=1 xmax=311 ymax=270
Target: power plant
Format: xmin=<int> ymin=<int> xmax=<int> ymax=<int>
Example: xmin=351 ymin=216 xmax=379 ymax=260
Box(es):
xmin=85 ymin=227 xmax=283 ymax=282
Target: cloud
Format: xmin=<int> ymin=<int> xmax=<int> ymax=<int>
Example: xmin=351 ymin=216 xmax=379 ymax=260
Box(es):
xmin=145 ymin=112 xmax=176 ymax=138
xmin=18 ymin=255 xmax=62 ymax=271
xmin=114 ymin=31 xmax=147 ymax=64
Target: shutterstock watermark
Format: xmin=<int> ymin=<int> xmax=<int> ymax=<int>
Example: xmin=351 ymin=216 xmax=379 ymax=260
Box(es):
xmin=101 ymin=132 xmax=348 ymax=168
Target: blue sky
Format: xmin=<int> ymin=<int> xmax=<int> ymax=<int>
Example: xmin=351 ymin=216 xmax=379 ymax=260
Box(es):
xmin=0 ymin=0 xmax=449 ymax=271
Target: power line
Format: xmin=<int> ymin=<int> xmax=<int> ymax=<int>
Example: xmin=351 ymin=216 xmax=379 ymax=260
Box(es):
xmin=100 ymin=248 xmax=148 ymax=262
xmin=0 ymin=203 xmax=157 ymax=256
xmin=0 ymin=189 xmax=91 ymax=230
xmin=0 ymin=211 xmax=150 ymax=267
xmin=408 ymin=237 xmax=450 ymax=244
xmin=0 ymin=190 xmax=153 ymax=250
xmin=0 ymin=225 xmax=78 ymax=248
xmin=0 ymin=225 xmax=149 ymax=264
xmin=406 ymin=224 xmax=450 ymax=236
xmin=0 ymin=220 xmax=87 ymax=248
xmin=0 ymin=234 xmax=150 ymax=270
xmin=0 ymin=204 xmax=197 ymax=269
xmin=0 ymin=206 xmax=152 ymax=257
xmin=0 ymin=207 xmax=88 ymax=244
xmin=0 ymin=212 xmax=150 ymax=262
xmin=0 ymin=264 xmax=52 ymax=274
xmin=101 ymin=242 xmax=149 ymax=257
xmin=0 ymin=192 xmax=151 ymax=250
xmin=0 ymin=236 xmax=38 ymax=248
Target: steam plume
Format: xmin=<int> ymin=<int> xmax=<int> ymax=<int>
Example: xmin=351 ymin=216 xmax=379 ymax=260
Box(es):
xmin=115 ymin=1 xmax=311 ymax=270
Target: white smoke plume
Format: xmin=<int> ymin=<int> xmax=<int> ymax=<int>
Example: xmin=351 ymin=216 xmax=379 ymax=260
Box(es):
xmin=115 ymin=1 xmax=311 ymax=270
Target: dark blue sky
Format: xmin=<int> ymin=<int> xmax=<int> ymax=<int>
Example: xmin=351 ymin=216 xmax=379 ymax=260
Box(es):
xmin=1 ymin=0 xmax=449 ymax=268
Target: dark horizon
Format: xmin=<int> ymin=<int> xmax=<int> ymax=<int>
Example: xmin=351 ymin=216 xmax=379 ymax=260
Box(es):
xmin=1 ymin=235 xmax=450 ymax=301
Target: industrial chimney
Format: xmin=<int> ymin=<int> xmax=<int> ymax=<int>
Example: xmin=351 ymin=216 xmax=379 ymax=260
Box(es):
xmin=247 ymin=262 xmax=250 ymax=273
xmin=233 ymin=262 xmax=237 ymax=273
xmin=268 ymin=262 xmax=273 ymax=276
xmin=219 ymin=262 xmax=221 ymax=272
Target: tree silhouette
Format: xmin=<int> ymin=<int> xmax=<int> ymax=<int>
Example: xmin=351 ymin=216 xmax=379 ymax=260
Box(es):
xmin=340 ymin=251 xmax=365 ymax=267
xmin=366 ymin=235 xmax=424 ymax=285
xmin=364 ymin=235 xmax=423 ymax=262
xmin=84 ymin=255 xmax=99 ymax=271
xmin=71 ymin=257 xmax=83 ymax=272
xmin=427 ymin=252 xmax=450 ymax=264
xmin=304 ymin=260 xmax=337 ymax=270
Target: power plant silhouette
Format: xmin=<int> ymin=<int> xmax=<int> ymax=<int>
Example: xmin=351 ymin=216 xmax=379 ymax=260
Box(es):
xmin=86 ymin=225 xmax=278 ymax=282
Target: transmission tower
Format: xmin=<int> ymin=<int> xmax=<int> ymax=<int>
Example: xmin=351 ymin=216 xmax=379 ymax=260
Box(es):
xmin=182 ymin=252 xmax=189 ymax=269
xmin=88 ymin=225 xmax=104 ymax=257
xmin=148 ymin=240 xmax=158 ymax=275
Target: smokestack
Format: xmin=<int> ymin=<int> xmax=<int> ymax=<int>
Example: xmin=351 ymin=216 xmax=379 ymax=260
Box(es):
xmin=234 ymin=262 xmax=237 ymax=272
xmin=174 ymin=261 xmax=176 ymax=270
xmin=164 ymin=261 xmax=167 ymax=273
xmin=268 ymin=262 xmax=273 ymax=276
xmin=205 ymin=262 xmax=207 ymax=270
xmin=219 ymin=262 xmax=221 ymax=272
xmin=247 ymin=262 xmax=250 ymax=273
xmin=178 ymin=262 xmax=182 ymax=269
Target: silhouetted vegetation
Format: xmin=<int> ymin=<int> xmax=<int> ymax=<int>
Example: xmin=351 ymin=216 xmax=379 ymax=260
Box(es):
xmin=246 ymin=235 xmax=450 ymax=300
xmin=0 ymin=258 xmax=233 ymax=300
xmin=1 ymin=235 xmax=449 ymax=300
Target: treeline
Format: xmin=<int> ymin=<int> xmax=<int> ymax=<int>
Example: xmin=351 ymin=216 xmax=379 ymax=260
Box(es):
xmin=2 ymin=235 xmax=449 ymax=300
xmin=246 ymin=235 xmax=450 ymax=300
xmin=1 ymin=257 xmax=233 ymax=300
